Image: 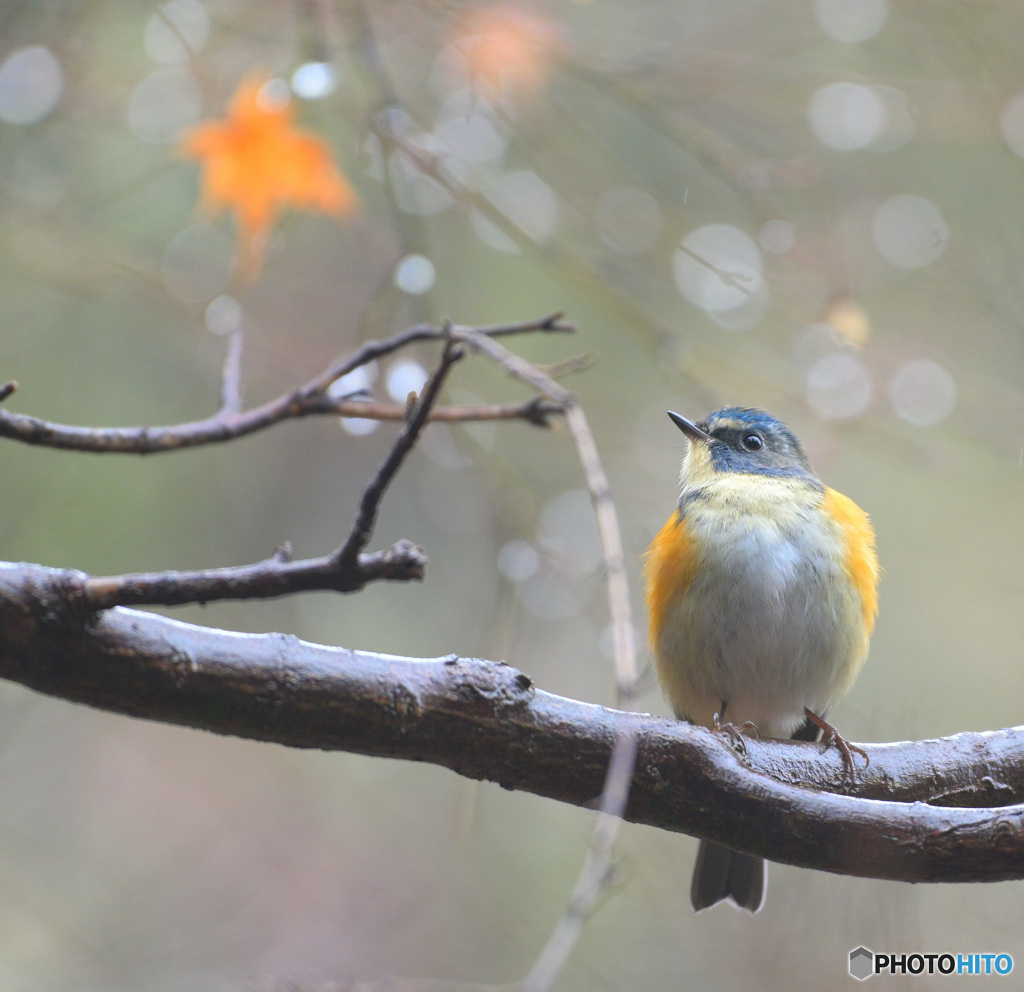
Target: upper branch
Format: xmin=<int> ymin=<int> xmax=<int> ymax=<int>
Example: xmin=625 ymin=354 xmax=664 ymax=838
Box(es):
xmin=1 ymin=558 xmax=1023 ymax=884
xmin=0 ymin=313 xmax=572 ymax=454
xmin=7 ymin=320 xmax=569 ymax=614
xmin=74 ymin=338 xmax=464 ymax=612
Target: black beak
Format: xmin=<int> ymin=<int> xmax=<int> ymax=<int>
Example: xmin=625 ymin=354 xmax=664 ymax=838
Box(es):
xmin=667 ymin=411 xmax=712 ymax=443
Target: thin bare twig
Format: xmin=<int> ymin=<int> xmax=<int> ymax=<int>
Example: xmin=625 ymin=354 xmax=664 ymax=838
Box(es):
xmin=451 ymin=328 xmax=639 ymax=992
xmin=79 ymin=538 xmax=426 ymax=612
xmin=0 ymin=313 xmax=572 ymax=454
xmin=535 ymin=353 xmax=596 ymax=381
xmin=674 ymin=242 xmax=757 ymax=298
xmin=522 ymin=732 xmax=637 ymax=992
xmin=302 ymin=313 xmax=572 ymax=400
xmin=332 ymin=396 xmax=563 ymax=426
xmin=456 ymin=330 xmax=638 ymax=701
xmin=0 ymin=381 xmax=16 ymax=403
xmin=219 ymin=325 xmax=245 ymax=415
xmin=336 ymin=336 xmax=461 ymax=564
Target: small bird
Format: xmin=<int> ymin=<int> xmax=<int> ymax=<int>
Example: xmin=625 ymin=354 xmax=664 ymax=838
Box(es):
xmin=644 ymin=407 xmax=878 ymax=913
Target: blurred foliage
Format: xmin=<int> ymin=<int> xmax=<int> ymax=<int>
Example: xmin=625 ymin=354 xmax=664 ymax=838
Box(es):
xmin=1 ymin=0 xmax=1024 ymax=989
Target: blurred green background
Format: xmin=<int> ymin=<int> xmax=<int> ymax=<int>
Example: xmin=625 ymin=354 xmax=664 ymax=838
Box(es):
xmin=2 ymin=1 xmax=1024 ymax=989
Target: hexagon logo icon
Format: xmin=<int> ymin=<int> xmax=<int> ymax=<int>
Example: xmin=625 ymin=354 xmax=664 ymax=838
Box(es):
xmin=849 ymin=946 xmax=874 ymax=981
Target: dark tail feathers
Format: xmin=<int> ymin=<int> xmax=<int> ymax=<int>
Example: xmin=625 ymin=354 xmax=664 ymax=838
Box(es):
xmin=691 ymin=840 xmax=766 ymax=913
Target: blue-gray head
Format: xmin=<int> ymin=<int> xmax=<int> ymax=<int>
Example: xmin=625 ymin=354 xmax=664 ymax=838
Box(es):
xmin=668 ymin=407 xmax=817 ymax=481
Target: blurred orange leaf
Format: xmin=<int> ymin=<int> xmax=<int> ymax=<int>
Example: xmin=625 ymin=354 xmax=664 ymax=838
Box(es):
xmin=182 ymin=77 xmax=356 ymax=278
xmin=456 ymin=4 xmax=559 ymax=99
xmin=824 ymin=295 xmax=871 ymax=348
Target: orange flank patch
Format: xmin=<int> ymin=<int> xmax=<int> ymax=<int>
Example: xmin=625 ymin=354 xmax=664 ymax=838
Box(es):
xmin=823 ymin=487 xmax=879 ymax=630
xmin=644 ymin=511 xmax=698 ymax=648
xmin=182 ymin=76 xmax=357 ymax=278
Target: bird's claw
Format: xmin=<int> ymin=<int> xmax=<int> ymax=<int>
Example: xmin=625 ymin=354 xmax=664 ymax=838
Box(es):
xmin=803 ymin=707 xmax=868 ymax=778
xmin=712 ymin=712 xmax=760 ymax=753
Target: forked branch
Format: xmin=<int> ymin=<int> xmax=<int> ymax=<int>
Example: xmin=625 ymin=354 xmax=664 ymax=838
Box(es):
xmin=0 ymin=313 xmax=572 ymax=454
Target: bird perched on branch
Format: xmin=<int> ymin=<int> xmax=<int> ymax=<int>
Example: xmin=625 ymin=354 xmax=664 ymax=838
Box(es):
xmin=644 ymin=407 xmax=878 ymax=913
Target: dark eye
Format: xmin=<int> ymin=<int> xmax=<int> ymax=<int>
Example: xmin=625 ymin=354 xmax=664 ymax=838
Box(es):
xmin=742 ymin=432 xmax=763 ymax=452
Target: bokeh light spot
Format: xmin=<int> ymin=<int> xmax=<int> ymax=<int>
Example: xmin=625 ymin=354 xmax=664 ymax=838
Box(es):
xmin=872 ymin=194 xmax=949 ymax=269
xmin=332 ymin=363 xmax=380 ymax=436
xmin=291 ymin=62 xmax=337 ymax=100
xmin=794 ymin=323 xmax=846 ymax=375
xmin=435 ymin=91 xmax=507 ymax=163
xmin=339 ymin=416 xmax=379 ymax=437
xmin=537 ymin=489 xmax=601 ymax=577
xmin=999 ymin=92 xmax=1024 ymax=161
xmin=497 ymin=540 xmax=540 ymax=583
xmin=0 ymin=46 xmax=63 ymax=125
xmin=470 ymin=210 xmax=521 ymax=253
xmin=388 ymin=149 xmax=454 ymax=216
xmin=871 ymin=85 xmax=916 ymax=151
xmin=482 ymin=169 xmax=559 ymax=246
xmin=329 ymin=363 xmax=378 ymax=400
xmin=673 ymin=224 xmax=763 ymax=315
xmin=204 ymin=294 xmax=242 ymax=335
xmin=889 ymin=359 xmax=956 ymax=426
xmin=807 ymin=352 xmax=872 ymax=420
xmin=386 ymin=358 xmax=429 ymax=402
xmin=145 ymin=1 xmax=210 ymax=65
xmin=808 ymin=82 xmax=884 ymax=151
xmin=256 ymin=77 xmax=290 ymax=112
xmin=814 ymin=0 xmax=889 ymax=43
xmin=394 ymin=254 xmax=436 ymax=295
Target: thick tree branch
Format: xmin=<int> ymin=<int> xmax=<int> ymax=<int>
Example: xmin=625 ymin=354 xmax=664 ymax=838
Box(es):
xmin=1 ymin=559 xmax=1022 ymax=883
xmin=0 ymin=313 xmax=572 ymax=453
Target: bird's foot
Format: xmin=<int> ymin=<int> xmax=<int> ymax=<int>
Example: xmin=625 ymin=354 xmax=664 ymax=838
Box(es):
xmin=803 ymin=707 xmax=868 ymax=778
xmin=712 ymin=712 xmax=760 ymax=753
